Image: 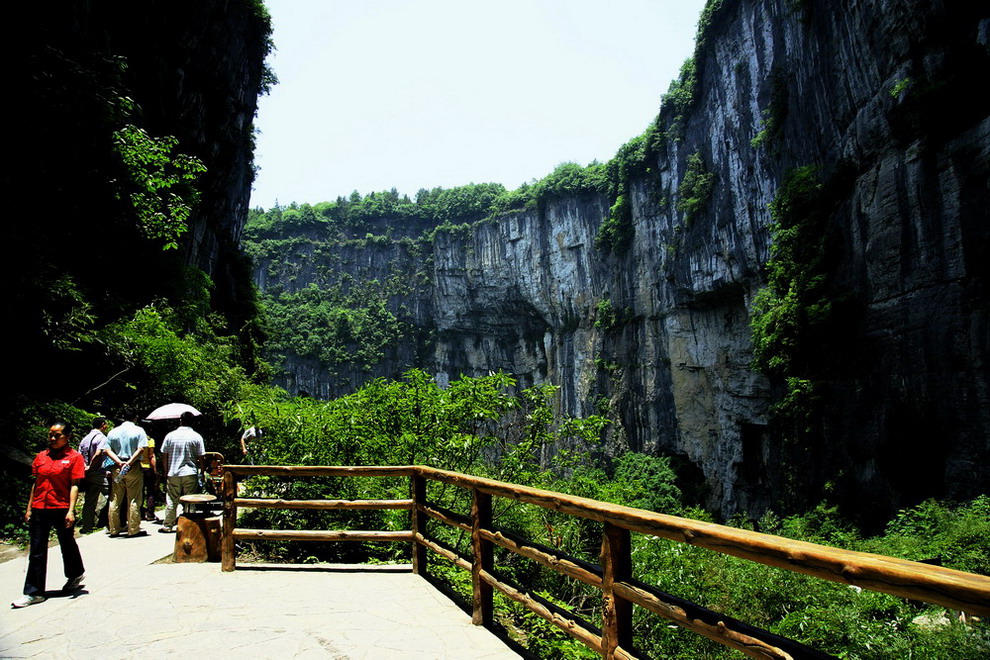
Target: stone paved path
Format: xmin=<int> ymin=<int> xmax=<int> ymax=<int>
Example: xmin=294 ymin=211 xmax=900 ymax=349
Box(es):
xmin=1 ymin=525 xmax=520 ymax=658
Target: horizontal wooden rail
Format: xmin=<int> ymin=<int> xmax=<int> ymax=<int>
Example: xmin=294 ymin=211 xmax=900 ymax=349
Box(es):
xmin=612 ymin=578 xmax=832 ymax=659
xmin=236 ymin=497 xmax=413 ymax=510
xmin=234 ymin=529 xmax=413 ymax=542
xmin=221 ymin=464 xmax=990 ymax=659
xmin=480 ymin=527 xmax=603 ymax=587
xmin=418 ymin=502 xmax=472 ymax=531
xmin=481 ymin=567 xmax=607 ymax=656
xmin=414 ymin=532 xmax=472 ymax=572
xmin=226 ymin=464 xmax=416 ymax=478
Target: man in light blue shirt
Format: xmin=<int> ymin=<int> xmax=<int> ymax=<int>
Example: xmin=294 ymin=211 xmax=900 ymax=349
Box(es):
xmin=104 ymin=409 xmax=148 ymax=537
xmin=159 ymin=411 xmax=206 ymax=533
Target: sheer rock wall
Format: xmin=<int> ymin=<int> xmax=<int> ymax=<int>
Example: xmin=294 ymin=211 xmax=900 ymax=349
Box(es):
xmin=255 ymin=0 xmax=989 ymax=520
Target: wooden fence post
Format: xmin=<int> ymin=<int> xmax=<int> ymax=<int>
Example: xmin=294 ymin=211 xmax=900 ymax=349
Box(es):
xmin=601 ymin=522 xmax=633 ymax=658
xmin=411 ymin=473 xmax=428 ymax=576
xmin=221 ymin=470 xmax=238 ymax=572
xmin=471 ymin=488 xmax=493 ymax=626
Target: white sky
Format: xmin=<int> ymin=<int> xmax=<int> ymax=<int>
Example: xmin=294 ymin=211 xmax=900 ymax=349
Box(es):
xmin=249 ymin=0 xmax=708 ymax=209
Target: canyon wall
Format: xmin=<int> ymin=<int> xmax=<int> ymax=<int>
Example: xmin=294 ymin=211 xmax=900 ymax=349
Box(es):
xmin=252 ymin=0 xmax=989 ymax=522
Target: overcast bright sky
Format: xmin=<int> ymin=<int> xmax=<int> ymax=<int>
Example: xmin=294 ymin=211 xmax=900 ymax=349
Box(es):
xmin=249 ymin=0 xmax=708 ymax=210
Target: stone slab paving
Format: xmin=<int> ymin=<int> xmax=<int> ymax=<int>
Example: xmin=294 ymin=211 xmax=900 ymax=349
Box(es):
xmin=1 ymin=526 xmax=520 ymax=659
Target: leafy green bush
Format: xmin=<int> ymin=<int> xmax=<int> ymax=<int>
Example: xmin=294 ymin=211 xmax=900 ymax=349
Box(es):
xmin=862 ymin=496 xmax=990 ymax=576
xmin=750 ymin=165 xmax=826 ymax=376
xmin=531 ymin=162 xmax=608 ymax=200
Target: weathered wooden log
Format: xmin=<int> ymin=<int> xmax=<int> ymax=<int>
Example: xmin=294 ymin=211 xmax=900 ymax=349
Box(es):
xmin=612 ymin=579 xmax=833 ymax=660
xmin=419 ymin=501 xmax=472 ymax=532
xmin=414 ymin=532 xmax=472 ymax=572
xmin=410 ymin=475 xmax=428 ymax=576
xmin=471 ymin=490 xmax=494 ymax=626
xmin=234 ymin=497 xmax=413 ymax=510
xmin=479 ymin=567 xmax=606 ymax=655
xmin=221 ymin=470 xmax=237 ymax=572
xmin=601 ymin=523 xmax=633 ymax=659
xmin=417 ymin=466 xmax=990 ymax=616
xmin=233 ymin=528 xmax=413 ymax=542
xmin=480 ymin=528 xmax=603 ymax=587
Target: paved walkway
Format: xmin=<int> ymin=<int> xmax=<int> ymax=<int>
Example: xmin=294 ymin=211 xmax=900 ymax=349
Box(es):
xmin=0 ymin=524 xmax=520 ymax=659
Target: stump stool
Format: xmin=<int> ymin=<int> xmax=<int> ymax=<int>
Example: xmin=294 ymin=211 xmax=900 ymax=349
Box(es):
xmin=174 ymin=493 xmax=222 ymax=563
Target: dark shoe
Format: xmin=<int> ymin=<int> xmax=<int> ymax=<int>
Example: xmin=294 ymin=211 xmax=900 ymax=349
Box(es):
xmin=126 ymin=530 xmax=148 ymax=537
xmin=158 ymin=526 xmax=175 ymax=534
xmin=63 ymin=574 xmax=85 ymax=591
xmin=108 ymin=533 xmax=121 ymax=538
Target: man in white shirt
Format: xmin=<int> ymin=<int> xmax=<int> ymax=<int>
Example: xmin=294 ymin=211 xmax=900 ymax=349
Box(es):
xmin=159 ymin=411 xmax=206 ymax=533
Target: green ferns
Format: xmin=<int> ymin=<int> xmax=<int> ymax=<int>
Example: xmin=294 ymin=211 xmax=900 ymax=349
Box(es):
xmin=749 ymin=166 xmax=827 ymax=443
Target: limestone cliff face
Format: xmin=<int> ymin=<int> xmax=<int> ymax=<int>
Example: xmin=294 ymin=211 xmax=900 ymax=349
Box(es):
xmin=254 ymin=0 xmax=989 ymax=520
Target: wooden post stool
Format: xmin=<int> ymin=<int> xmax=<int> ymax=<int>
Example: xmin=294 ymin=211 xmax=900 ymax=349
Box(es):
xmin=174 ymin=493 xmax=222 ymax=563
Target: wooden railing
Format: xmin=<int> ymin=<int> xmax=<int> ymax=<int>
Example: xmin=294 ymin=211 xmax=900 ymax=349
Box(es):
xmin=220 ymin=465 xmax=990 ymax=659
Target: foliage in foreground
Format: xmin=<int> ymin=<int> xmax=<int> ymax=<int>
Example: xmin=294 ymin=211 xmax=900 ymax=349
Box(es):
xmin=223 ymin=370 xmax=988 ymax=659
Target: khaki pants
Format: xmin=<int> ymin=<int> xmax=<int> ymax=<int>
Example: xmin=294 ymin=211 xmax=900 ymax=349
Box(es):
xmin=164 ymin=475 xmax=200 ymax=528
xmin=109 ymin=465 xmax=144 ymax=536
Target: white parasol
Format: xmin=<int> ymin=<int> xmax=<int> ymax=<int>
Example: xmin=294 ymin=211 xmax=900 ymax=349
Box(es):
xmin=145 ymin=403 xmax=202 ymax=420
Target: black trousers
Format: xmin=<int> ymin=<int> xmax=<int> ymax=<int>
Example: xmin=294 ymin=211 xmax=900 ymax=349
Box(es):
xmin=23 ymin=508 xmax=84 ymax=596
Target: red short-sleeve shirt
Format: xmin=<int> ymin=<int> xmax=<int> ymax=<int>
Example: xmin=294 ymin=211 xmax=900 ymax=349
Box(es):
xmin=31 ymin=448 xmax=85 ymax=509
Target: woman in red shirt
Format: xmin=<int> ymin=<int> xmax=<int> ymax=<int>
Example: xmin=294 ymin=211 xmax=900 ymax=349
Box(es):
xmin=11 ymin=422 xmax=87 ymax=608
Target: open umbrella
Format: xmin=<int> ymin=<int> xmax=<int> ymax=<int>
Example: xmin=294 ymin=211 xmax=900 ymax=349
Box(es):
xmin=145 ymin=403 xmax=202 ymax=420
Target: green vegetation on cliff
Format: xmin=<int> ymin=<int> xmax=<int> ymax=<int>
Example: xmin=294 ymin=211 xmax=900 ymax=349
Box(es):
xmin=264 ymin=279 xmax=410 ymax=376
xmin=245 ymin=164 xmax=612 ymax=243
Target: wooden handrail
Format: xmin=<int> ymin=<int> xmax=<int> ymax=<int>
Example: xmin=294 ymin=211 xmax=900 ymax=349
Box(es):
xmin=236 ymin=498 xmax=413 ymax=510
xmin=414 ymin=466 xmax=990 ymax=616
xmin=221 ymin=464 xmax=990 ymax=659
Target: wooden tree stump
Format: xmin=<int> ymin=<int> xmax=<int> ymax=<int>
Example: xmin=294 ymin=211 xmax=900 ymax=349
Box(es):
xmin=174 ymin=494 xmax=222 ymax=563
